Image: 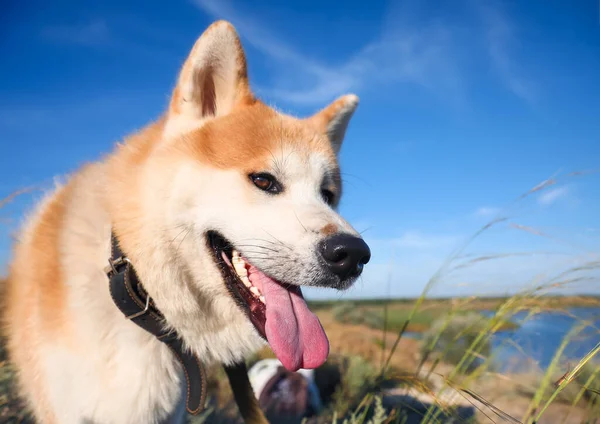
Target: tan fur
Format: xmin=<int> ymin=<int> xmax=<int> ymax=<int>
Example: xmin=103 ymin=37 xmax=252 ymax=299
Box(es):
xmin=3 ymin=21 xmax=363 ymax=424
xmin=176 ymin=102 xmax=336 ymax=170
xmin=4 ymin=183 xmax=75 ymax=423
xmin=320 ymin=223 xmax=339 ymax=236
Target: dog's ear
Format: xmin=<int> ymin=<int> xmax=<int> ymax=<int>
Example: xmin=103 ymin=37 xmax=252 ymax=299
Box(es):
xmin=168 ymin=21 xmax=254 ymax=125
xmin=306 ymin=94 xmax=359 ymax=155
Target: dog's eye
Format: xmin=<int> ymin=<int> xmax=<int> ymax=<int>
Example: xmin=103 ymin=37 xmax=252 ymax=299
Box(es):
xmin=321 ymin=189 xmax=335 ymax=205
xmin=250 ymin=173 xmax=282 ymax=194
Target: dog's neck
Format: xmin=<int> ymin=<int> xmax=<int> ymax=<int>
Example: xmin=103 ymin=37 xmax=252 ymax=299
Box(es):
xmin=107 ymin=231 xmax=269 ymax=424
xmin=106 ymin=232 xmax=207 ymax=416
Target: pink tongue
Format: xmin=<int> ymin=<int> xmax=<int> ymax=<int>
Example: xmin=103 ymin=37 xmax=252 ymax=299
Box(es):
xmin=247 ymin=265 xmax=329 ymax=371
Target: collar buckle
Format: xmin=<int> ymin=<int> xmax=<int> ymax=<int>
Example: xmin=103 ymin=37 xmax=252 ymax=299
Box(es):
xmin=125 ymin=294 xmax=150 ymax=320
xmin=104 ymin=256 xmax=130 ymax=277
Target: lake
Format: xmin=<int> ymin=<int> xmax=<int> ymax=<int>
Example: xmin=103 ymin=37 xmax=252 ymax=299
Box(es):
xmin=483 ymin=307 xmax=600 ymax=373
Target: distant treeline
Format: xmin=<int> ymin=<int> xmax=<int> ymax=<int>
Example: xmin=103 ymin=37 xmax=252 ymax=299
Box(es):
xmin=307 ymin=294 xmax=600 ymax=311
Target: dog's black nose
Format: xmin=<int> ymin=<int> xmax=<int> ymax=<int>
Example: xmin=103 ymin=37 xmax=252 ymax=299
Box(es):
xmin=318 ymin=234 xmax=371 ymax=280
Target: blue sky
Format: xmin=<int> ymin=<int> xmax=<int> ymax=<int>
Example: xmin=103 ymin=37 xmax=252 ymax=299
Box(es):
xmin=1 ymin=0 xmax=599 ymax=299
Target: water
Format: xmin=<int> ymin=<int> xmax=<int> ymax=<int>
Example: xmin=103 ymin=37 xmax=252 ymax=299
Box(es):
xmin=482 ymin=307 xmax=600 ymax=373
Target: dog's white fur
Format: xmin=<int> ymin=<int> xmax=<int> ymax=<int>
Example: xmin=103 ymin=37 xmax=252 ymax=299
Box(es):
xmin=3 ymin=21 xmax=364 ymax=424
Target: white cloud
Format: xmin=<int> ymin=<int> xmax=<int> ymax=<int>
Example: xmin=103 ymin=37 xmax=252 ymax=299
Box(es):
xmin=363 ymin=231 xmax=460 ymax=261
xmin=41 ymin=19 xmax=111 ymax=46
xmin=474 ymin=206 xmax=501 ymax=218
xmin=538 ymin=187 xmax=569 ymax=206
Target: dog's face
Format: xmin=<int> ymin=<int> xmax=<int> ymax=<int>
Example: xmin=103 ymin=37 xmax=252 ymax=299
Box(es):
xmin=136 ymin=21 xmax=370 ymax=371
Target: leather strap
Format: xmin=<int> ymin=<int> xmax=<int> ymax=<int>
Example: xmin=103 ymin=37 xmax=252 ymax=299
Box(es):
xmin=224 ymin=363 xmax=270 ymax=424
xmin=105 ymin=233 xmax=207 ymax=415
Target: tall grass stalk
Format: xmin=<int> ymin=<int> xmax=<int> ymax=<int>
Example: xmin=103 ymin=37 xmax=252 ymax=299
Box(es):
xmin=566 ymin=362 xmax=600 ymax=422
xmin=420 ymin=300 xmax=521 ymax=423
xmin=532 ymin=341 xmax=600 ymax=423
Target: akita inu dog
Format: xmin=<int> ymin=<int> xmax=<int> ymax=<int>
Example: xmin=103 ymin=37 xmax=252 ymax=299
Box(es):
xmin=2 ymin=20 xmax=370 ymax=424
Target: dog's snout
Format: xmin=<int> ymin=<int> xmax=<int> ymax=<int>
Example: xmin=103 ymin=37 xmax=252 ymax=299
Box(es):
xmin=318 ymin=233 xmax=371 ymax=280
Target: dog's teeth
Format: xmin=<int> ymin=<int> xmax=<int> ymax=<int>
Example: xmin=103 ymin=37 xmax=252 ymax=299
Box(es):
xmin=259 ymin=295 xmax=265 ymax=304
xmin=241 ymin=276 xmax=251 ymax=287
xmin=250 ymin=286 xmax=260 ymax=297
xmin=234 ymin=263 xmax=247 ymax=277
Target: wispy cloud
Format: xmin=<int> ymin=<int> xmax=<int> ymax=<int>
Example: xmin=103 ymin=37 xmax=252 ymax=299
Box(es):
xmin=392 ymin=231 xmax=459 ymax=250
xmin=40 ymin=19 xmax=111 ymax=46
xmin=472 ymin=0 xmax=536 ymax=104
xmin=538 ymin=186 xmax=569 ymax=206
xmin=191 ymin=0 xmax=537 ymax=107
xmin=473 ymin=206 xmax=502 ymax=218
xmin=38 ymin=16 xmax=185 ymax=65
xmin=191 ymin=0 xmax=462 ymax=105
xmin=0 ymin=91 xmax=162 ymax=136
xmin=367 ymin=231 xmax=459 ymax=251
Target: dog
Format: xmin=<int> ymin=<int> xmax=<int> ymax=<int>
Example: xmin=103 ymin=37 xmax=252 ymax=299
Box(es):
xmin=2 ymin=20 xmax=370 ymax=424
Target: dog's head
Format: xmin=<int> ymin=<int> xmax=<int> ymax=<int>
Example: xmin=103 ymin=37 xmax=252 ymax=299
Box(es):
xmin=112 ymin=21 xmax=370 ymax=371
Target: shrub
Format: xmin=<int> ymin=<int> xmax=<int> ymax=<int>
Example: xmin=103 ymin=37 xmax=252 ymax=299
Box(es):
xmin=332 ymin=305 xmax=385 ymax=330
xmin=0 ymin=333 xmax=34 ymax=423
xmin=323 ymin=355 xmax=381 ymax=420
xmin=346 ymin=309 xmax=365 ymax=325
xmin=332 ymin=303 xmax=357 ymax=323
xmin=362 ymin=312 xmax=384 ymax=330
xmin=419 ymin=312 xmax=492 ymax=372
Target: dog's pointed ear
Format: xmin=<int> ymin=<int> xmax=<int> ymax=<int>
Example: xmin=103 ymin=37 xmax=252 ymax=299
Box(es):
xmin=306 ymin=94 xmax=359 ymax=155
xmin=168 ymin=21 xmax=254 ymax=123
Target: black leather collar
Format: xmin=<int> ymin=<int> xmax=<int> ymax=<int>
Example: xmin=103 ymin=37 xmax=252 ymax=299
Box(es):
xmin=105 ymin=232 xmax=207 ymax=416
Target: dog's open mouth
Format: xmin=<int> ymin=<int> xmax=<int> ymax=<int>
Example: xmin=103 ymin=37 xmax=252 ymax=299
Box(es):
xmin=207 ymin=231 xmax=329 ymax=371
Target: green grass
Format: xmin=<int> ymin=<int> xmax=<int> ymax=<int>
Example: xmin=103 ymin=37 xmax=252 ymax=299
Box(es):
xmin=0 ymin=335 xmax=33 ymax=423
xmin=330 ymin=301 xmax=446 ymax=333
xmin=331 ymin=302 xmax=520 ymax=334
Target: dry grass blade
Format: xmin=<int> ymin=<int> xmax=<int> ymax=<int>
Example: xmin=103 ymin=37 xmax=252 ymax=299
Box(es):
xmin=566 ymin=169 xmax=600 ymax=177
xmin=458 ymin=387 xmax=523 ymax=424
xmin=524 ymin=178 xmax=557 ymax=196
xmin=0 ymin=186 xmax=37 ymax=209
